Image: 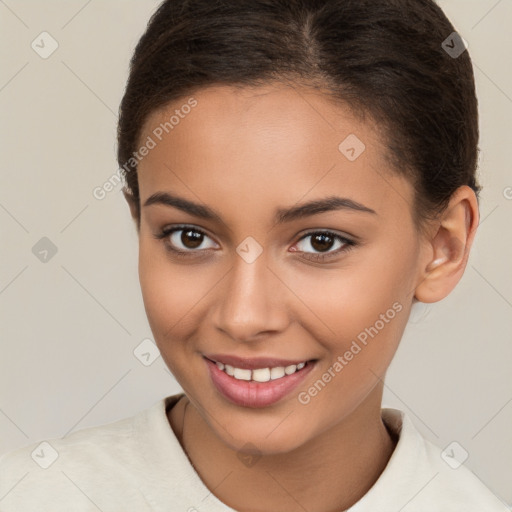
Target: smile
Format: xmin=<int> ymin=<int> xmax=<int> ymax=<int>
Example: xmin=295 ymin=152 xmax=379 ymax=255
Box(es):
xmin=204 ymin=355 xmax=317 ymax=408
xmin=213 ymin=360 xmax=307 ymax=382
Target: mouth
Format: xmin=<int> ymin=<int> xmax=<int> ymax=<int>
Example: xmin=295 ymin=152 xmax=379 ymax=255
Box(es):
xmin=208 ymin=357 xmax=309 ymax=382
xmin=203 ymin=354 xmax=317 ymax=408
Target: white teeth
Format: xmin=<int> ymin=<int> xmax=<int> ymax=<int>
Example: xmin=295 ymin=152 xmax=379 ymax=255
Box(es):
xmin=252 ymin=368 xmax=271 ymax=382
xmin=284 ymin=364 xmax=297 ymax=375
xmin=270 ymin=366 xmax=285 ymax=380
xmin=233 ymin=368 xmax=252 ymax=381
xmin=216 ymin=361 xmax=309 ymax=381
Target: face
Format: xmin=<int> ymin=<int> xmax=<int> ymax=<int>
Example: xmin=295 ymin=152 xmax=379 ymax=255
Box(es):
xmin=133 ymin=83 xmax=426 ymax=454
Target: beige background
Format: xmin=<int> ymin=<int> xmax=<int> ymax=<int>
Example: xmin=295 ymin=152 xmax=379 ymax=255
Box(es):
xmin=1 ymin=0 xmax=511 ymax=507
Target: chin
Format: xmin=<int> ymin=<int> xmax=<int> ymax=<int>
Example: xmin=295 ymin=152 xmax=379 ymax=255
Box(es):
xmin=207 ymin=409 xmax=314 ymax=456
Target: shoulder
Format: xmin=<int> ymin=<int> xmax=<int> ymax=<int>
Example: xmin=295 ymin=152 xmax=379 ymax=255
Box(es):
xmin=1 ymin=408 xmax=137 ymax=470
xmin=350 ymin=408 xmax=509 ymax=512
xmin=417 ymin=433 xmax=508 ymax=511
xmin=0 ymin=396 xmax=177 ymax=512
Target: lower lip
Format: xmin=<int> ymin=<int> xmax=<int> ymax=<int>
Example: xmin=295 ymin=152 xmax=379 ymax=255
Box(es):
xmin=204 ymin=357 xmax=316 ymax=408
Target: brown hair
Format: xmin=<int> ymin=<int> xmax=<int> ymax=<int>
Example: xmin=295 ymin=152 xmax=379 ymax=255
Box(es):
xmin=117 ymin=0 xmax=480 ymax=231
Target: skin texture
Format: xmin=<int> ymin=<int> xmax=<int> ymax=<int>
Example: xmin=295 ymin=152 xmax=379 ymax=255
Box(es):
xmin=125 ymin=83 xmax=479 ymax=512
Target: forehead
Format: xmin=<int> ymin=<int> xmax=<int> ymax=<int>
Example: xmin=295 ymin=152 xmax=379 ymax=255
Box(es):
xmin=137 ymin=83 xmax=413 ymax=222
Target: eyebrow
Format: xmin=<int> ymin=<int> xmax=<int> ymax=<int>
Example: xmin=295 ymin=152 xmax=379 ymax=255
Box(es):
xmin=143 ymin=192 xmax=377 ymax=224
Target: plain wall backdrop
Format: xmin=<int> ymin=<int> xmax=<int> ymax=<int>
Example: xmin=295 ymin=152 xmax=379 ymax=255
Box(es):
xmin=1 ymin=0 xmax=511 ymax=507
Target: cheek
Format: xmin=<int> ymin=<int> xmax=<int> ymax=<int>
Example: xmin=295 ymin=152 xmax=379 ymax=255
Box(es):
xmin=138 ymin=236 xmax=240 ymax=379
xmin=292 ymin=265 xmax=410 ymax=431
xmin=138 ymin=240 xmax=207 ymax=339
xmin=281 ymin=247 xmax=412 ymax=334
xmin=341 ymin=265 xmax=414 ymax=386
xmin=281 ymin=248 xmax=414 ymax=400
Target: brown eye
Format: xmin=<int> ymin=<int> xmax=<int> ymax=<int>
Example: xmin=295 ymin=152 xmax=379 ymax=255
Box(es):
xmin=310 ymin=233 xmax=335 ymax=252
xmin=180 ymin=229 xmax=204 ymax=249
xmin=293 ymin=230 xmax=356 ymax=262
xmin=296 ymin=231 xmax=347 ymax=254
xmin=156 ymin=225 xmax=218 ymax=255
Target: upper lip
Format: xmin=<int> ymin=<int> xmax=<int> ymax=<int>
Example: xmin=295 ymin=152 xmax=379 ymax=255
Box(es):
xmin=204 ymin=354 xmax=314 ymax=370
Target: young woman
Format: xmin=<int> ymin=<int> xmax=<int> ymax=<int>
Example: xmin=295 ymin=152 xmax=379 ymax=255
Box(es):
xmin=1 ymin=0 xmax=508 ymax=510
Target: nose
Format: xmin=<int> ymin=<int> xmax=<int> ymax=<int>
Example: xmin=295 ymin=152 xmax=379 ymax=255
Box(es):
xmin=211 ymin=250 xmax=290 ymax=343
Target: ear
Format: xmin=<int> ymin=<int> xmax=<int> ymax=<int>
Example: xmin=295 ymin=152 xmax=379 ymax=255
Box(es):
xmin=414 ymin=185 xmax=479 ymax=303
xmin=123 ymin=187 xmax=140 ymax=233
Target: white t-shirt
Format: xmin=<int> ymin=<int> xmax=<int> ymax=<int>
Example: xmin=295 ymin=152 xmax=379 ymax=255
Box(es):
xmin=0 ymin=393 xmax=508 ymax=511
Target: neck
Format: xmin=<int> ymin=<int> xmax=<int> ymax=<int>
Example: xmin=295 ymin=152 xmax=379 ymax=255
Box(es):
xmin=168 ymin=388 xmax=397 ymax=512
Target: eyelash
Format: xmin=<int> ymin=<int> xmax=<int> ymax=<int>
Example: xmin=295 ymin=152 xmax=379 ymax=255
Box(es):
xmin=153 ymin=224 xmax=357 ymax=262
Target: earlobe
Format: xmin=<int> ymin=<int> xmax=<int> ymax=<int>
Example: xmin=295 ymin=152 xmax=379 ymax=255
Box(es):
xmin=414 ymin=186 xmax=479 ymax=304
